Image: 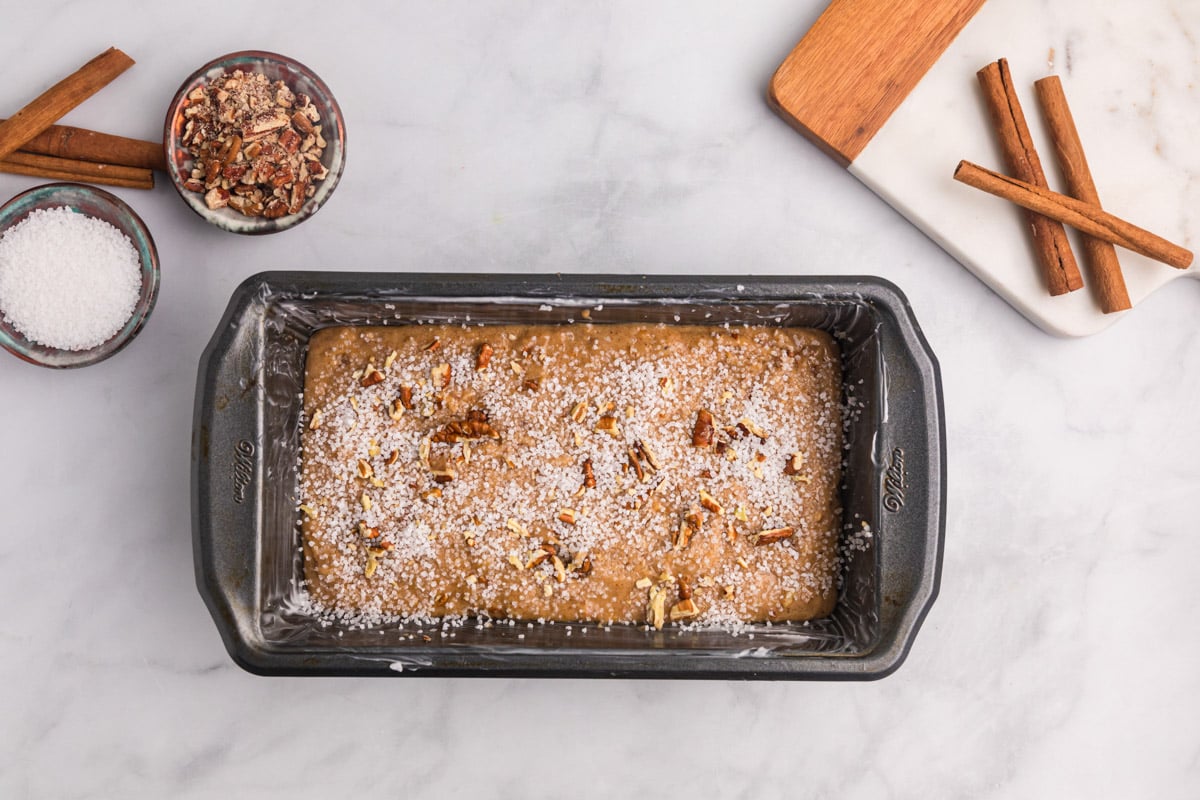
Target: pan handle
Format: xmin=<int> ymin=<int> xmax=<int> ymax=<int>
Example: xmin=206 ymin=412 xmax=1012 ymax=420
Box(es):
xmin=190 ymin=285 xmax=267 ymax=671
xmin=864 ymin=279 xmax=947 ymax=674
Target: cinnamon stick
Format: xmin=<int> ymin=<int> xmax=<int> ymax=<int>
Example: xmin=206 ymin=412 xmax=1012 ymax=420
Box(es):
xmin=0 ymin=47 xmax=135 ymax=164
xmin=0 ymin=152 xmax=153 ymax=190
xmin=977 ymin=59 xmax=1083 ymax=295
xmin=1033 ymin=76 xmax=1131 ymax=313
xmin=3 ymin=119 xmax=165 ymax=172
xmin=954 ymin=160 xmax=1193 ymax=270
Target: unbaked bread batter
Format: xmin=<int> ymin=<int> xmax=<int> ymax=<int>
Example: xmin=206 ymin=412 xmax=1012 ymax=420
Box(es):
xmin=298 ymin=323 xmax=843 ymax=627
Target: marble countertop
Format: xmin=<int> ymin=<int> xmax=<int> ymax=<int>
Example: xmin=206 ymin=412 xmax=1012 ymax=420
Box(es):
xmin=1 ymin=2 xmax=1197 ymax=797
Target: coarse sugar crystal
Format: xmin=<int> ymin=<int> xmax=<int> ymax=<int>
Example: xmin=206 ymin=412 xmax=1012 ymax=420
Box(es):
xmin=0 ymin=206 xmax=142 ymax=351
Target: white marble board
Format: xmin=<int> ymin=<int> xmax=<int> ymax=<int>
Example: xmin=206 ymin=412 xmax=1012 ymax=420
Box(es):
xmin=849 ymin=0 xmax=1199 ymax=336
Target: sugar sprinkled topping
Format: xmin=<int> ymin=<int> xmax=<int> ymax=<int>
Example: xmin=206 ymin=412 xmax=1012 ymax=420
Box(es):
xmin=297 ymin=323 xmax=845 ymax=631
xmin=0 ymin=207 xmax=141 ymax=350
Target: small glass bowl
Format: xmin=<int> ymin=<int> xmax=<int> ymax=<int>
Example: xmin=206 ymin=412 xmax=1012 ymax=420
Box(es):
xmin=0 ymin=182 xmax=160 ymax=369
xmin=163 ymin=50 xmax=346 ymax=235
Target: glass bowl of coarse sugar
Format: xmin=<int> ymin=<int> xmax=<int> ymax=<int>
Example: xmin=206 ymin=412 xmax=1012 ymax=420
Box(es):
xmin=0 ymin=182 xmax=160 ymax=368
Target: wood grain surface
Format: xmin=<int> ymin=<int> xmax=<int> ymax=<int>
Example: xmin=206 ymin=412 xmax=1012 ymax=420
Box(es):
xmin=769 ymin=0 xmax=985 ymax=166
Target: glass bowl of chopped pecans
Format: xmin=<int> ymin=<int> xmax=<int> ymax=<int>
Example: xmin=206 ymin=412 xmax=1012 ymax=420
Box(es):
xmin=164 ymin=51 xmax=346 ymax=234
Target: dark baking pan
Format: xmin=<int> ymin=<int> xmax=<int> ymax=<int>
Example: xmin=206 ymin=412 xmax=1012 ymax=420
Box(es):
xmin=192 ymin=272 xmax=945 ymax=678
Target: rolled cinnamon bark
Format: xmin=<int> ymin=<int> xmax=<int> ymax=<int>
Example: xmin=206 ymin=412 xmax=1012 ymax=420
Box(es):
xmin=0 ymin=48 xmax=134 ymax=164
xmin=977 ymin=59 xmax=1083 ymax=295
xmin=1033 ymin=76 xmax=1131 ymax=313
xmin=0 ymin=151 xmax=153 ymax=189
xmin=954 ymin=160 xmax=1192 ymax=270
xmin=4 ymin=119 xmax=164 ymax=172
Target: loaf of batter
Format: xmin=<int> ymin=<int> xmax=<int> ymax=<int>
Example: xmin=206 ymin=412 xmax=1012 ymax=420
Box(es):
xmin=298 ymin=322 xmax=843 ymax=628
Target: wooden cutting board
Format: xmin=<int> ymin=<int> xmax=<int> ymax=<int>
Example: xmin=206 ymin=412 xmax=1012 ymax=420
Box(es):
xmin=770 ymin=0 xmax=1199 ymax=336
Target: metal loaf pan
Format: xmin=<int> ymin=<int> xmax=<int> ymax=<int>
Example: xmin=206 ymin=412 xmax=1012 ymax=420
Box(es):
xmin=192 ymin=272 xmax=945 ymax=679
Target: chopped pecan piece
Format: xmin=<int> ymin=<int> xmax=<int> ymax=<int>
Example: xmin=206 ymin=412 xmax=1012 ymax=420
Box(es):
xmin=399 ymin=385 xmax=415 ymax=410
xmin=203 ymin=159 xmax=221 ymax=186
xmin=648 ymin=586 xmax=667 ymax=630
xmin=636 ymin=440 xmax=661 ymax=472
xmin=204 ymin=188 xmax=229 ymax=209
xmin=430 ymin=362 xmax=452 ymax=389
xmin=582 ymin=458 xmax=596 ymax=489
xmin=263 ymin=199 xmax=288 ymax=219
xmin=291 ymin=110 xmax=315 ymax=135
xmin=278 ymin=127 xmax=301 ymax=153
xmin=430 ymin=410 xmax=500 ymax=443
xmin=751 ymin=527 xmax=795 ymax=546
xmin=738 ymin=417 xmax=767 ymax=441
xmin=476 ymin=342 xmax=494 ymax=370
xmin=595 ymin=415 xmax=620 ymax=437
xmin=783 ymin=452 xmax=804 ymax=475
xmin=288 ymin=180 xmax=308 ymax=215
xmin=360 ymin=368 xmax=385 ymax=387
xmin=627 ymin=447 xmax=645 ymax=482
xmin=306 ymin=157 xmax=328 ymax=181
xmin=669 ymin=597 xmax=699 ymax=621
xmin=245 ymin=112 xmax=290 ymax=139
xmin=674 ymin=510 xmax=703 ymax=550
xmin=699 ymin=489 xmax=724 ymax=515
xmin=569 ymin=552 xmax=592 ymax=576
xmin=691 ymin=409 xmax=715 ymax=447
xmin=271 ymin=165 xmax=296 ymax=189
